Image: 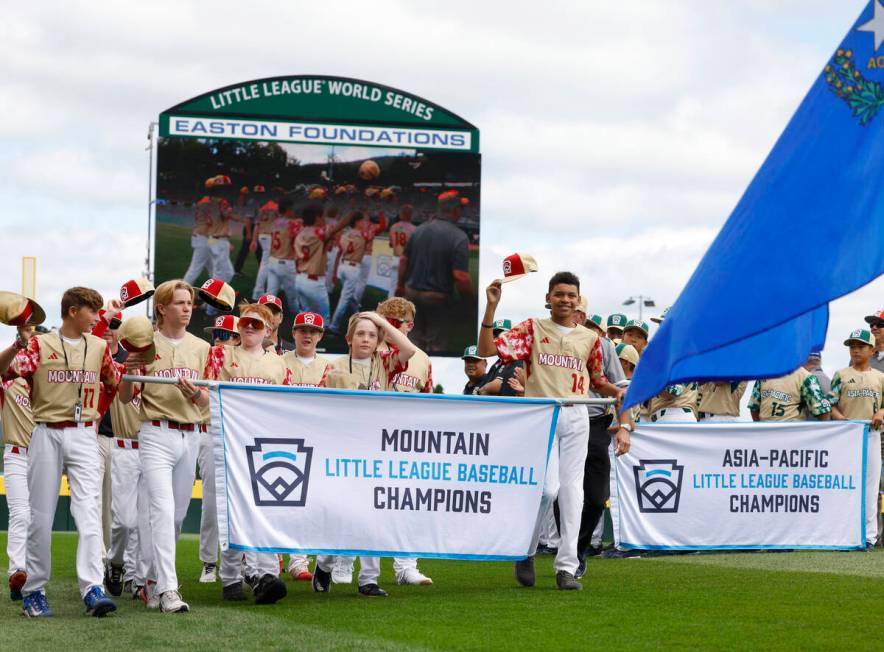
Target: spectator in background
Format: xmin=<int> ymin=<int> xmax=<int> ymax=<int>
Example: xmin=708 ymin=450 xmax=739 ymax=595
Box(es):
xmin=477 ymin=320 xmax=523 ymax=397
xmin=398 ymin=191 xmax=473 ymax=353
xmin=803 ymin=352 xmax=831 ymax=395
xmin=864 ymin=309 xmax=884 ymax=372
xmin=461 ymin=346 xmax=487 ymax=395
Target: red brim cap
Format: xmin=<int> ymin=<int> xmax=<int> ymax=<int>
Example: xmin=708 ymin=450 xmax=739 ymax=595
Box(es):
xmin=120 ymin=279 xmax=155 ymax=308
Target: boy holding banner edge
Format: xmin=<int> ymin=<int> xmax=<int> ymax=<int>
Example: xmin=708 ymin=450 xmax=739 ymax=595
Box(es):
xmin=828 ymin=328 xmax=884 ymax=549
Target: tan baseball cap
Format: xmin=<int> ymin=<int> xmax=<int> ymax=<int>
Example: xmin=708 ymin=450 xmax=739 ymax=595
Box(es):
xmin=498 ymin=253 xmax=538 ymax=284
xmin=199 ymin=278 xmax=236 ymax=312
xmin=118 ymin=315 xmax=156 ymax=361
xmin=576 ymin=296 xmax=588 ymax=313
xmin=616 ymin=342 xmax=640 ymax=366
xmin=0 ymin=291 xmax=46 ymax=326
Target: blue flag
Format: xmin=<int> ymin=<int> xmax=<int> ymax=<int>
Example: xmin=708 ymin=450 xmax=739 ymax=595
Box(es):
xmin=627 ymin=1 xmax=884 ymax=408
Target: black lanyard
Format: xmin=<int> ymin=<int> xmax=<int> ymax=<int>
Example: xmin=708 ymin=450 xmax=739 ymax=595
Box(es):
xmin=58 ymin=333 xmax=87 ymax=420
xmin=349 ymin=354 xmax=375 ymax=390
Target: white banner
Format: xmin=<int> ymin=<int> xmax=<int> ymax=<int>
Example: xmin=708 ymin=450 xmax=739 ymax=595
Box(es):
xmin=611 ymin=421 xmax=868 ymax=551
xmin=210 ymin=384 xmax=559 ymax=560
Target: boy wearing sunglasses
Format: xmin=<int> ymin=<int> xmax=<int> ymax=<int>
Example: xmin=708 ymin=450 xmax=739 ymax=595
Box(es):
xmin=201 ymin=303 xmax=292 ymax=604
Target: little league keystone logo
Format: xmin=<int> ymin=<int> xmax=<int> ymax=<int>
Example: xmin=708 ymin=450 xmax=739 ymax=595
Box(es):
xmin=246 ymin=438 xmax=313 ymax=507
xmin=633 ymin=460 xmax=684 ymax=513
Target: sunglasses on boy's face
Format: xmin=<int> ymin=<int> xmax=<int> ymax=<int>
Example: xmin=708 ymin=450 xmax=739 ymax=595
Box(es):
xmin=871 ymin=322 xmax=884 ymax=330
xmin=213 ymin=330 xmax=236 ymax=342
xmin=385 ymin=317 xmax=411 ymax=329
xmin=238 ymin=317 xmax=266 ymax=330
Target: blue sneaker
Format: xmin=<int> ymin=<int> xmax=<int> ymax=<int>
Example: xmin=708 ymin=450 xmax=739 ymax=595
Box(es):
xmin=83 ymin=585 xmax=116 ymax=617
xmin=21 ymin=592 xmax=53 ymax=618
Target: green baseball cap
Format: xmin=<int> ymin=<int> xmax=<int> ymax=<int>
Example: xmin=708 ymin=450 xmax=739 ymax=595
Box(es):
xmin=607 ymin=313 xmax=627 ymax=330
xmin=844 ymin=329 xmax=874 ymax=346
xmin=624 ymin=319 xmax=650 ymax=336
xmin=492 ymin=319 xmax=512 ymax=333
xmin=587 ymin=314 xmax=605 ymax=330
xmin=462 ymin=345 xmax=483 ymax=360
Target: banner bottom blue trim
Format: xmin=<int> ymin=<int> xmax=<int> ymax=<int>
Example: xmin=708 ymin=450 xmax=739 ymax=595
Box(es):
xmin=227 ymin=544 xmax=528 ymax=561
xmin=619 ymin=543 xmax=865 ymax=551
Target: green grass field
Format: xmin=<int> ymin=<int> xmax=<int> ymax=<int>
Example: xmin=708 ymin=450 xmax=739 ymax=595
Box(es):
xmin=153 ymin=223 xmax=480 ymax=355
xmin=0 ymin=532 xmax=881 ymax=650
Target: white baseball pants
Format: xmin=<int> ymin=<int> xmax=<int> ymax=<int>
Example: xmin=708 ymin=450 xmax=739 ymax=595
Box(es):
xmin=316 ymin=555 xmax=379 ymax=586
xmin=295 ymin=274 xmax=331 ymax=322
xmin=251 ymin=234 xmax=273 ymax=299
xmin=209 ymin=237 xmax=234 ymax=282
xmin=528 ymin=405 xmax=589 ymax=574
xmin=138 ymin=422 xmax=199 ymax=595
xmin=23 ymin=423 xmax=105 ymax=597
xmin=330 ymin=262 xmax=362 ymax=331
xmin=184 ymin=235 xmax=212 ymax=285
xmin=266 ymin=258 xmax=300 ymax=315
xmin=651 ymin=407 xmax=697 ymax=423
xmin=698 ymin=414 xmax=739 ymax=423
xmin=197 ymin=431 xmax=218 ymax=565
xmin=96 ymin=434 xmax=113 ymax=555
xmin=109 ymin=441 xmax=140 ymax=579
xmin=4 ymin=445 xmax=29 ymax=576
xmin=135 ymin=471 xmax=154 ymax=585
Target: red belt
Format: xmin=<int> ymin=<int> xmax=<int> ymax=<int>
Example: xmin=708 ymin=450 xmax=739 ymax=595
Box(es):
xmin=151 ymin=420 xmax=207 ymax=433
xmin=9 ymin=445 xmax=26 ymax=454
xmin=45 ymin=421 xmax=94 ymax=429
xmin=299 ymin=273 xmax=320 ymax=280
xmin=116 ymin=439 xmax=139 ymax=449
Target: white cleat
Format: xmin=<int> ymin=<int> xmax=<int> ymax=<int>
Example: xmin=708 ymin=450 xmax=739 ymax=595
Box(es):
xmin=199 ymin=563 xmax=217 ymax=584
xmin=396 ymin=568 xmax=433 ymax=586
xmin=331 ymin=558 xmax=354 ymax=584
xmin=160 ymin=590 xmax=190 ymax=613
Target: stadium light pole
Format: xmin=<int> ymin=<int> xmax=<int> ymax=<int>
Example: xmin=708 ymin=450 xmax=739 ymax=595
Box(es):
xmin=622 ymin=295 xmax=656 ymax=321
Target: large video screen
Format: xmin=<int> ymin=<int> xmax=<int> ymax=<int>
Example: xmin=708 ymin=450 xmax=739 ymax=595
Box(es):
xmin=154 ymin=139 xmax=480 ymax=355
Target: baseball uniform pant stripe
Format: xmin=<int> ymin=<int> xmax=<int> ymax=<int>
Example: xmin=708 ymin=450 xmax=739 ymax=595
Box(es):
xmin=528 ymin=405 xmax=589 ymax=574
xmin=138 ymin=422 xmax=199 ymax=595
xmin=3 ymin=445 xmax=30 ymax=576
xmin=23 ymin=424 xmax=105 ymax=598
xmin=184 ymin=235 xmax=212 ymax=286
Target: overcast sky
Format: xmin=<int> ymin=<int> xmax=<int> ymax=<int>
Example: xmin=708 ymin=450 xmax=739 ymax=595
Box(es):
xmin=1 ymin=0 xmax=880 ymax=392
